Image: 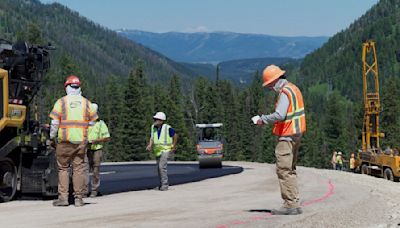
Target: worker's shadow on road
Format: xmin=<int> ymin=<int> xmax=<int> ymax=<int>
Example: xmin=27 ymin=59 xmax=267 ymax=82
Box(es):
xmin=247 ymin=209 xmax=272 ymax=213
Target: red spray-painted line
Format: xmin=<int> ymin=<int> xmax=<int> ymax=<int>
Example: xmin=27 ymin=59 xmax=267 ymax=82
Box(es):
xmin=300 ymin=180 xmax=334 ymax=207
xmin=215 ymin=180 xmax=335 ymax=228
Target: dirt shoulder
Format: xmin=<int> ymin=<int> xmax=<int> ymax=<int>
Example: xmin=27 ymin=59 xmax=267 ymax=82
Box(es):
xmin=0 ymin=162 xmax=399 ymax=228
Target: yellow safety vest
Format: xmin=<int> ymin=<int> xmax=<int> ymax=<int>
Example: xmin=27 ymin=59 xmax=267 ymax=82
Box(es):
xmin=152 ymin=124 xmax=173 ymax=157
xmin=50 ymin=95 xmax=98 ymax=144
xmin=350 ymin=158 xmax=355 ymax=169
xmin=88 ymin=120 xmax=110 ymax=150
xmin=336 ymin=155 xmax=343 ymax=165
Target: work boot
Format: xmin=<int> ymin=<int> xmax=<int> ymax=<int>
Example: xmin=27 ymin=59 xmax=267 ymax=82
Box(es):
xmin=74 ymin=198 xmax=85 ymax=207
xmin=52 ymin=199 xmax=69 ymax=207
xmin=90 ymin=191 xmax=97 ymax=198
xmin=271 ymin=207 xmax=302 ymax=215
xmin=159 ymin=186 xmax=168 ymax=191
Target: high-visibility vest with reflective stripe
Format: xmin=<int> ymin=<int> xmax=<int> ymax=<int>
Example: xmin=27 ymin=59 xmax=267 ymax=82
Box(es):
xmin=88 ymin=120 xmax=110 ymax=150
xmin=273 ymin=83 xmax=306 ymax=136
xmin=152 ymin=124 xmax=173 ymax=157
xmin=50 ymin=95 xmax=98 ymax=144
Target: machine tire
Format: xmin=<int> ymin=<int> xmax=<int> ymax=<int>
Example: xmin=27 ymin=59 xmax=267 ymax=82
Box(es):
xmin=383 ymin=168 xmax=394 ymax=182
xmin=0 ymin=158 xmax=18 ymax=202
xmin=361 ymin=164 xmax=369 ymax=175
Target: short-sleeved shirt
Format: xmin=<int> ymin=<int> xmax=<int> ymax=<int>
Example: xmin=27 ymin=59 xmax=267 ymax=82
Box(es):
xmin=153 ymin=124 xmax=175 ymax=139
xmin=88 ymin=120 xmax=110 ymax=150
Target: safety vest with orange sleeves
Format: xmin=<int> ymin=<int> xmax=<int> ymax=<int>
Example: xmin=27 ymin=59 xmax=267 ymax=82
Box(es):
xmin=273 ymin=83 xmax=306 ymax=136
xmin=49 ymin=95 xmax=98 ymax=144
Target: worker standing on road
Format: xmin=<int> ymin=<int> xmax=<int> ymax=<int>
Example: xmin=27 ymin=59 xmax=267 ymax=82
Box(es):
xmin=349 ymin=153 xmax=356 ymax=173
xmin=146 ymin=112 xmax=178 ymax=191
xmin=49 ymin=75 xmax=98 ymax=207
xmin=253 ymin=65 xmax=306 ymax=215
xmin=336 ymin=152 xmax=343 ymax=171
xmin=87 ymin=103 xmax=111 ymax=197
xmin=331 ymin=151 xmax=337 ymax=170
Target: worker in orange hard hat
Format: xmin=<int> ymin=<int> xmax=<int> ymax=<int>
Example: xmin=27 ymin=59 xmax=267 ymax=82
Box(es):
xmin=253 ymin=64 xmax=306 ymax=215
xmin=49 ymin=75 xmax=98 ymax=207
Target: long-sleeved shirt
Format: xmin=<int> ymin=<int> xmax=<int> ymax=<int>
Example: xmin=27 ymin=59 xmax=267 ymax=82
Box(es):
xmin=260 ymin=79 xmax=302 ymax=142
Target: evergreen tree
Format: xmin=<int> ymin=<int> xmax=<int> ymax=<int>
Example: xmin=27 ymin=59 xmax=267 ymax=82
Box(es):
xmin=381 ymin=77 xmax=400 ymax=148
xmin=123 ymin=61 xmax=150 ymax=161
xmin=102 ymin=75 xmax=125 ymax=161
xmin=167 ymin=75 xmax=195 ymax=160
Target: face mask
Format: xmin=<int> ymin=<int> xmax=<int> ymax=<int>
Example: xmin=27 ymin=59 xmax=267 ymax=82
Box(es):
xmin=272 ymin=81 xmax=281 ymax=92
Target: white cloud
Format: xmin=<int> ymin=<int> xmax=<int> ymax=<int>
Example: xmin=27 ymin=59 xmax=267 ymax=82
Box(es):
xmin=184 ymin=26 xmax=209 ymax=33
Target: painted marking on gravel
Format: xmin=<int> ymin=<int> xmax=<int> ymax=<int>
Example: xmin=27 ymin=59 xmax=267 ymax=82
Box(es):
xmin=215 ymin=180 xmax=335 ymax=228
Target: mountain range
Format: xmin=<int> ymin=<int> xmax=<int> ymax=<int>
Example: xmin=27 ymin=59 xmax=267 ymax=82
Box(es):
xmin=117 ymin=30 xmax=328 ymax=63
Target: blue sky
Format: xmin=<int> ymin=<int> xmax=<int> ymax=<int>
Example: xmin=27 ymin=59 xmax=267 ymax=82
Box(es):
xmin=40 ymin=0 xmax=378 ymax=36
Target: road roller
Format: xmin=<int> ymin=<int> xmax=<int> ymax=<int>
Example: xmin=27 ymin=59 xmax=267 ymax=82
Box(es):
xmin=196 ymin=123 xmax=223 ymax=169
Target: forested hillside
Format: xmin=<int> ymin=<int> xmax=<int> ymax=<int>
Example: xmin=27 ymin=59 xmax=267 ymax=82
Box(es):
xmin=0 ymin=0 xmax=196 ymax=84
xmin=2 ymin=0 xmax=398 ymax=169
xmin=296 ymin=0 xmax=400 ymax=167
xmin=182 ymin=57 xmax=299 ymax=84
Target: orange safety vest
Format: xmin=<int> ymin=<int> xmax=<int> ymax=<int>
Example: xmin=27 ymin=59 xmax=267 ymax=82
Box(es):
xmin=50 ymin=95 xmax=98 ymax=143
xmin=273 ymin=82 xmax=306 ymax=136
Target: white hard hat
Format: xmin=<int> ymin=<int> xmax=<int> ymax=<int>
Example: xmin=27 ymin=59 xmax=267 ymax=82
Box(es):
xmin=90 ymin=103 xmax=98 ymax=112
xmin=153 ymin=112 xmax=166 ymax=121
xmin=338 ymin=151 xmax=342 ymax=155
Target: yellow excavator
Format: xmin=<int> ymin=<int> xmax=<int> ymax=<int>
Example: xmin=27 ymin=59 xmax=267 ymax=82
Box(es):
xmin=356 ymin=40 xmax=400 ymax=181
xmin=0 ymin=39 xmax=58 ymax=202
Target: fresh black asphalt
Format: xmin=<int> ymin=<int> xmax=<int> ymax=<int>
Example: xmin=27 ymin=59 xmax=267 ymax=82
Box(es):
xmin=97 ymin=163 xmax=243 ymax=195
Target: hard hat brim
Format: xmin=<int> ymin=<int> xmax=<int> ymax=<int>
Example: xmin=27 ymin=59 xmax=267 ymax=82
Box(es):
xmin=262 ymin=70 xmax=286 ymax=87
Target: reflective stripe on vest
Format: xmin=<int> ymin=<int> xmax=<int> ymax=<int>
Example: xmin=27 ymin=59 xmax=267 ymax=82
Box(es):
xmin=273 ymin=83 xmax=306 ymax=136
xmin=152 ymin=124 xmax=173 ymax=156
xmin=58 ymin=96 xmax=90 ymax=143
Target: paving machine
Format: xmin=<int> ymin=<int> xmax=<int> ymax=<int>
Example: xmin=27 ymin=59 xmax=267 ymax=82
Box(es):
xmin=356 ymin=40 xmax=400 ymax=181
xmin=0 ymin=39 xmax=58 ymax=202
xmin=196 ymin=123 xmax=223 ymax=168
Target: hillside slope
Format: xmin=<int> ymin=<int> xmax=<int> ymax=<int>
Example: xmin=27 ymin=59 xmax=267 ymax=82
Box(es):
xmin=182 ymin=57 xmax=299 ymax=84
xmin=299 ymin=0 xmax=399 ymax=101
xmin=0 ymin=0 xmax=195 ymax=83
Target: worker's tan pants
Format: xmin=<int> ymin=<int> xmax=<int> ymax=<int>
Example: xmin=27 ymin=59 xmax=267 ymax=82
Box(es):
xmin=56 ymin=142 xmax=87 ymax=201
xmin=275 ymin=140 xmax=300 ymax=208
xmin=87 ymin=149 xmax=103 ymax=192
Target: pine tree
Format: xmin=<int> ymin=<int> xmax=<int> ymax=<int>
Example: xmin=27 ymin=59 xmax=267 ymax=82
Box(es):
xmin=166 ymin=75 xmax=195 ymax=160
xmin=381 ymin=77 xmax=400 ymax=148
xmin=123 ymin=61 xmax=150 ymax=161
xmin=27 ymin=22 xmax=42 ymax=44
xmin=102 ymin=75 xmax=125 ymax=161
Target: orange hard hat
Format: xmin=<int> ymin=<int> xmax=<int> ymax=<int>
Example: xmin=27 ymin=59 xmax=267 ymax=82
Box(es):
xmin=64 ymin=75 xmax=81 ymax=88
xmin=262 ymin=65 xmax=286 ymax=87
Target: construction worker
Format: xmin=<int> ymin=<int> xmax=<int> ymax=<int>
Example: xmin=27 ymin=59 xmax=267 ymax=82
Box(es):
xmin=87 ymin=103 xmax=111 ymax=197
xmin=349 ymin=153 xmax=356 ymax=173
xmin=253 ymin=64 xmax=306 ymax=215
xmin=336 ymin=152 xmax=343 ymax=171
xmin=146 ymin=112 xmax=178 ymax=191
xmin=49 ymin=75 xmax=98 ymax=207
xmin=331 ymin=151 xmax=337 ymax=170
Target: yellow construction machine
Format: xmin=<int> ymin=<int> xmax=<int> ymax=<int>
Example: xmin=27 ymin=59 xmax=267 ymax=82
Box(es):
xmin=356 ymin=40 xmax=400 ymax=181
xmin=0 ymin=39 xmax=58 ymax=202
